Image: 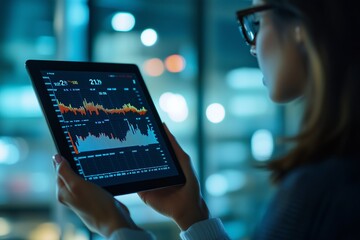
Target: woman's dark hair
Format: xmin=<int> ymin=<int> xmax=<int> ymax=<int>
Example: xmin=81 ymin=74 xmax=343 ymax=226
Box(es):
xmin=264 ymin=0 xmax=360 ymax=182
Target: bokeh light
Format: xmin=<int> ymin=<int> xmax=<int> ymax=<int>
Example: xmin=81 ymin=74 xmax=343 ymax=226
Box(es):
xmin=0 ymin=137 xmax=21 ymax=165
xmin=206 ymin=173 xmax=228 ymax=196
xmin=164 ymin=54 xmax=186 ymax=73
xmin=0 ymin=218 xmax=11 ymax=237
xmin=206 ymin=103 xmax=225 ymax=123
xmin=226 ymin=67 xmax=263 ymax=89
xmin=159 ymin=92 xmax=188 ymax=122
xmin=251 ymin=129 xmax=274 ymax=161
xmin=111 ymin=12 xmax=135 ymax=32
xmin=206 ymin=170 xmax=247 ymax=197
xmin=143 ymin=58 xmax=165 ymax=77
xmin=229 ymin=95 xmax=269 ymax=117
xmin=28 ymin=223 xmax=60 ymax=240
xmin=0 ymin=86 xmax=42 ymax=117
xmin=141 ymin=28 xmax=158 ymax=46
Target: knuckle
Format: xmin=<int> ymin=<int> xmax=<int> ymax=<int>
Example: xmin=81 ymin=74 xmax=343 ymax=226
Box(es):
xmin=57 ymin=192 xmax=65 ymax=204
xmin=182 ymin=153 xmax=191 ymax=163
xmin=68 ymin=182 xmax=82 ymax=195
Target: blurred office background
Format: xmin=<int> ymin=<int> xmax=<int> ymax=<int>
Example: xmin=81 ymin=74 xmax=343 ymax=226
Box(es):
xmin=0 ymin=0 xmax=301 ymax=239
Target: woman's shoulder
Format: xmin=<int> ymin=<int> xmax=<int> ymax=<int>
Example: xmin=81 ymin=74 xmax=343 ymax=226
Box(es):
xmin=254 ymin=155 xmax=360 ymax=239
xmin=281 ymin=154 xmax=360 ymax=191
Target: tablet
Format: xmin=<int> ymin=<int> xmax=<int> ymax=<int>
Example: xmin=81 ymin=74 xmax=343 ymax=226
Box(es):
xmin=25 ymin=60 xmax=186 ymax=195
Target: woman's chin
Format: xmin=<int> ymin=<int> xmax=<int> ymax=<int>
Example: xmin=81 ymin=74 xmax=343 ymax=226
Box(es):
xmin=269 ymin=91 xmax=302 ymax=104
xmin=262 ymin=77 xmax=267 ymax=86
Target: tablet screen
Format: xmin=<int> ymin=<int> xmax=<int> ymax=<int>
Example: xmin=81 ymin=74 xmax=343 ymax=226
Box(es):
xmin=26 ymin=60 xmax=185 ymax=195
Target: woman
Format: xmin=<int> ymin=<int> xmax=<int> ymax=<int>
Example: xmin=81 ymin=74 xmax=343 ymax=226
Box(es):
xmin=53 ymin=0 xmax=360 ymax=238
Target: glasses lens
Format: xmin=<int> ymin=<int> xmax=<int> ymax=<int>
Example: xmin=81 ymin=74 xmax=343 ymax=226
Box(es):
xmin=243 ymin=14 xmax=260 ymax=43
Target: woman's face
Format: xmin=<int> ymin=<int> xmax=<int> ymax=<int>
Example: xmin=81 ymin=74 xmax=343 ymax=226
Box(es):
xmin=252 ymin=0 xmax=307 ymax=103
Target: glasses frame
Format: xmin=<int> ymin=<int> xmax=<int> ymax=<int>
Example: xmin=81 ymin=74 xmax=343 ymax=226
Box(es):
xmin=236 ymin=4 xmax=275 ymax=46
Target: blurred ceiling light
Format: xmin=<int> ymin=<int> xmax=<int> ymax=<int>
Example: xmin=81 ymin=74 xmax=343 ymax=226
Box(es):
xmin=28 ymin=223 xmax=60 ymax=240
xmin=68 ymin=1 xmax=89 ymax=26
xmin=226 ymin=67 xmax=263 ymax=89
xmin=0 ymin=137 xmax=21 ymax=165
xmin=141 ymin=28 xmax=158 ymax=46
xmin=143 ymin=58 xmax=164 ymax=77
xmin=63 ymin=227 xmax=88 ymax=240
xmin=222 ymin=170 xmax=247 ymax=191
xmin=159 ymin=92 xmax=174 ymax=112
xmin=0 ymin=218 xmax=11 ymax=237
xmin=206 ymin=173 xmax=228 ymax=196
xmin=206 ymin=170 xmax=247 ymax=197
xmin=206 ymin=103 xmax=225 ymax=123
xmin=159 ymin=92 xmax=188 ymax=122
xmin=165 ymin=54 xmax=186 ymax=73
xmin=0 ymin=86 xmax=42 ymax=117
xmin=111 ymin=12 xmax=135 ymax=32
xmin=229 ymin=95 xmax=269 ymax=117
xmin=251 ymin=129 xmax=274 ymax=161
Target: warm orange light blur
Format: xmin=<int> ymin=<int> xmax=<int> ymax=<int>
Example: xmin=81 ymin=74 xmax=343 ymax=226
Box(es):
xmin=28 ymin=223 xmax=60 ymax=240
xmin=165 ymin=54 xmax=186 ymax=73
xmin=143 ymin=58 xmax=165 ymax=77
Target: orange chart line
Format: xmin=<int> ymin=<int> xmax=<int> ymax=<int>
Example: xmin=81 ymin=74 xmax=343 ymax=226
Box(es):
xmin=68 ymin=132 xmax=79 ymax=154
xmin=58 ymin=99 xmax=147 ymax=116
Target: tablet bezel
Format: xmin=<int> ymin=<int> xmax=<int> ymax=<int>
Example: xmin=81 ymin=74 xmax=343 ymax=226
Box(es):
xmin=25 ymin=59 xmax=186 ymax=195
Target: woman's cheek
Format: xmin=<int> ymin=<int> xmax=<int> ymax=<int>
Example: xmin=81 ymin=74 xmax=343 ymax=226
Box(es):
xmin=256 ymin=36 xmax=275 ymax=91
xmin=255 ymin=26 xmax=286 ymax=102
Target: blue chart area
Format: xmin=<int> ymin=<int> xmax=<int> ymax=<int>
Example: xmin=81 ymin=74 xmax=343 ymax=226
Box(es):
xmin=74 ymin=120 xmax=159 ymax=153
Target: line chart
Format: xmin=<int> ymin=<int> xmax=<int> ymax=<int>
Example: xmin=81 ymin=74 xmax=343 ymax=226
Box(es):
xmin=58 ymin=99 xmax=147 ymax=116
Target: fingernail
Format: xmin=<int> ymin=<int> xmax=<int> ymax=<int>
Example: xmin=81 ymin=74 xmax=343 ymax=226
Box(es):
xmin=53 ymin=154 xmax=63 ymax=164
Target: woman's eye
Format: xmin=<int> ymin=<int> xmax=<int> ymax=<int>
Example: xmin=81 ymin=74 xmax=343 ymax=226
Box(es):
xmin=250 ymin=14 xmax=261 ymax=26
xmin=252 ymin=20 xmax=260 ymax=27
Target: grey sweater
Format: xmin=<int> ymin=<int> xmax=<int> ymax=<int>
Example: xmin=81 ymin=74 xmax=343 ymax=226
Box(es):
xmin=253 ymin=156 xmax=360 ymax=240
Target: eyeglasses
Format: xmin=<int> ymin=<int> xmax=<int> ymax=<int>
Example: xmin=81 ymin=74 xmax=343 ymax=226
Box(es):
xmin=236 ymin=5 xmax=275 ymax=46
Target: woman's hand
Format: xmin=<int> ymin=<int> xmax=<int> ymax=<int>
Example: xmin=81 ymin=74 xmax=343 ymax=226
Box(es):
xmin=138 ymin=124 xmax=210 ymax=230
xmin=53 ymin=154 xmax=141 ymax=238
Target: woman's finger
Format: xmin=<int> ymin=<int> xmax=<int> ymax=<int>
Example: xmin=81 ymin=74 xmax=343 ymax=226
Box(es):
xmin=53 ymin=154 xmax=82 ymax=190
